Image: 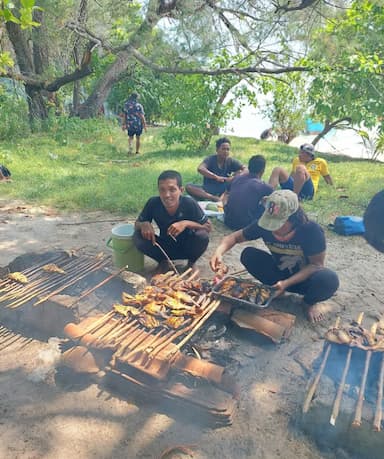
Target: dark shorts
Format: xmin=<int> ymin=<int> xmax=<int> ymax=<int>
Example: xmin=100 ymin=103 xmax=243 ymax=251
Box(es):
xmin=127 ymin=128 xmax=143 ymax=137
xmin=281 ymin=176 xmax=314 ymax=200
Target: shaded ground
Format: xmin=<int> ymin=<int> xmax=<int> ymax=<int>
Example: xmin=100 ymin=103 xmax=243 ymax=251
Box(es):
xmin=1 ymin=199 xmax=383 ymax=459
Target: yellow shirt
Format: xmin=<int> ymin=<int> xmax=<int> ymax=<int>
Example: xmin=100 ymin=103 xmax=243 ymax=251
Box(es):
xmin=291 ymin=157 xmax=330 ymax=193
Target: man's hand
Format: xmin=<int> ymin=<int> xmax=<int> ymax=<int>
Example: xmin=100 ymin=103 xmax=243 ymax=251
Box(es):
xmin=272 ymin=280 xmax=288 ymax=297
xmin=167 ymin=221 xmax=187 ymax=238
xmin=140 ymin=222 xmax=156 ymax=244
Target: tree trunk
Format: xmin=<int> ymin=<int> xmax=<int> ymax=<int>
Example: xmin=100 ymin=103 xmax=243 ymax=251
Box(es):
xmin=78 ymin=0 xmax=162 ymax=118
xmin=78 ymin=49 xmax=132 ymax=118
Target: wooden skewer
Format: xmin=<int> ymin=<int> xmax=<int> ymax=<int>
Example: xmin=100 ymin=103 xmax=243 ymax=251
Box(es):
xmin=373 ymin=353 xmax=384 ymax=431
xmin=33 ymin=258 xmax=109 ymax=306
xmin=98 ymin=318 xmax=137 ymax=345
xmin=81 ymin=311 xmax=115 ymax=336
xmin=352 ymin=322 xmax=377 ymax=427
xmin=140 ymin=298 xmax=219 ymax=365
xmin=5 ymin=257 xmax=101 ymax=308
xmin=330 ymin=312 xmax=364 ymax=426
xmin=303 ymin=316 xmax=341 ymax=414
xmin=154 ymin=242 xmax=180 ymax=275
xmin=67 ymin=266 xmax=126 ymax=308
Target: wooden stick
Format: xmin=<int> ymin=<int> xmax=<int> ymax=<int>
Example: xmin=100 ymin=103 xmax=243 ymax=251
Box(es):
xmin=330 ymin=312 xmax=364 ymax=426
xmin=81 ymin=311 xmax=115 ymax=336
xmin=373 ymin=353 xmax=384 ymax=431
xmin=67 ymin=266 xmax=126 ymax=308
xmin=352 ymin=322 xmax=377 ymax=427
xmin=303 ymin=317 xmax=341 ymax=413
xmin=139 ymin=298 xmax=219 ymax=365
xmin=33 ymin=257 xmax=109 ymax=306
xmin=4 ymin=256 xmax=99 ymax=308
xmin=154 ymin=242 xmax=180 ymax=275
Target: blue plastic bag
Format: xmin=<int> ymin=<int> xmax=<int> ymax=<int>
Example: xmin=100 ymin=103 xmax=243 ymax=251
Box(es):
xmin=332 ymin=216 xmax=365 ymax=236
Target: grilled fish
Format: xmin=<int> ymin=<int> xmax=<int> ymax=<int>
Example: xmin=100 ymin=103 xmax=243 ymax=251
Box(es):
xmin=42 ymin=263 xmax=66 ymax=274
xmin=8 ymin=272 xmax=28 ymax=284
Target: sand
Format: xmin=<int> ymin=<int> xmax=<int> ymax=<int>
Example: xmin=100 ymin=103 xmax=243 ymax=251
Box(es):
xmin=0 ymin=199 xmax=383 ymax=459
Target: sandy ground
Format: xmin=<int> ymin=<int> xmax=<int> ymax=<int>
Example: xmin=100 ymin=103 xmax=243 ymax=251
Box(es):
xmin=0 ymin=199 xmax=383 ymax=459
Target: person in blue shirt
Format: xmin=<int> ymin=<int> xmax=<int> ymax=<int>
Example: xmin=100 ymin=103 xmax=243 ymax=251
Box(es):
xmin=122 ymin=92 xmax=147 ymax=155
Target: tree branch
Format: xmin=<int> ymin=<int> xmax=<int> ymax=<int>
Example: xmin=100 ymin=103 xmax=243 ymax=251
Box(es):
xmin=275 ymin=0 xmax=322 ymax=13
xmin=128 ymin=45 xmax=310 ymax=75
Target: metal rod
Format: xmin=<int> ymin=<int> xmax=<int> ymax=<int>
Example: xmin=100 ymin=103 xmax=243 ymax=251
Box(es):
xmin=330 ymin=312 xmax=364 ymax=426
xmin=373 ymin=353 xmax=384 ymax=431
xmin=352 ymin=322 xmax=377 ymax=427
xmin=303 ymin=317 xmax=341 ymax=414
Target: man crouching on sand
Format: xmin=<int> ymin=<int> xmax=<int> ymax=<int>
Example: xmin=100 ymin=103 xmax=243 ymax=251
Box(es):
xmin=210 ymin=190 xmax=339 ymax=323
xmin=134 ymin=170 xmax=211 ymax=274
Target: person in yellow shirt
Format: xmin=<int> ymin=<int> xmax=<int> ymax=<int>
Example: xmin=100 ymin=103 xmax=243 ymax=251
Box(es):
xmin=268 ymin=144 xmax=333 ymax=200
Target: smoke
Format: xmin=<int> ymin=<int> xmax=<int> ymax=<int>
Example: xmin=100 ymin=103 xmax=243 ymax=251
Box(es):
xmin=27 ymin=337 xmax=62 ymax=383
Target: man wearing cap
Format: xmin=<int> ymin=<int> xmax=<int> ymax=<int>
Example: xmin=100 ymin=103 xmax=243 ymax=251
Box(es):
xmin=268 ymin=143 xmax=333 ymax=200
xmin=210 ymin=189 xmax=339 ymax=323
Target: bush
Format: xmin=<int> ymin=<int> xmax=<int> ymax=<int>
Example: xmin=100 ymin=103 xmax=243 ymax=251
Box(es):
xmin=0 ymin=89 xmax=30 ymax=140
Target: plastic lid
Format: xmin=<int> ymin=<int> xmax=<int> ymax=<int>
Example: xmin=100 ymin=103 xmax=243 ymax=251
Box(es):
xmin=111 ymin=224 xmax=134 ymax=238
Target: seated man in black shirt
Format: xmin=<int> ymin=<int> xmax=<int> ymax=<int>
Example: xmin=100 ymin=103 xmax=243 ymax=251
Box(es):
xmin=134 ymin=170 xmax=211 ymax=273
xmin=210 ymin=190 xmax=339 ymax=323
xmin=186 ymin=137 xmax=246 ymax=202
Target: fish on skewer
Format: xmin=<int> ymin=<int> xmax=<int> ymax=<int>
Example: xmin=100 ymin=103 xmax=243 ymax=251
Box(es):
xmin=42 ymin=263 xmax=66 ymax=274
xmin=8 ymin=272 xmax=28 ymax=284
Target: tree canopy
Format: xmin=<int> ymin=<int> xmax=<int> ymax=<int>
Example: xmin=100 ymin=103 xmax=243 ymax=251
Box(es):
xmin=1 ymin=0 xmax=383 ymax=150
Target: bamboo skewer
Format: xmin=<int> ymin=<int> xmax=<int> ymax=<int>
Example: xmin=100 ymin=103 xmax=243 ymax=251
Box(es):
xmin=0 ymin=252 xmax=67 ymax=290
xmin=352 ymin=322 xmax=377 ymax=428
xmin=164 ymin=299 xmax=221 ymax=362
xmin=303 ymin=317 xmax=341 ymax=414
xmin=67 ymin=266 xmax=126 ymax=308
xmin=154 ymin=242 xmax=180 ymax=275
xmin=3 ymin=256 xmax=101 ymax=307
xmin=33 ymin=257 xmax=110 ymax=306
xmin=98 ymin=318 xmax=137 ymax=345
xmin=81 ymin=311 xmax=115 ymax=336
xmin=137 ymin=298 xmax=219 ymax=366
xmin=330 ymin=312 xmax=364 ymax=426
xmin=373 ymin=353 xmax=384 ymax=431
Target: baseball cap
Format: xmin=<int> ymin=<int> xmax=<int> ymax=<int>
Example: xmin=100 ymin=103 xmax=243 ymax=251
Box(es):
xmin=300 ymin=143 xmax=315 ymax=157
xmin=258 ymin=190 xmax=299 ymax=231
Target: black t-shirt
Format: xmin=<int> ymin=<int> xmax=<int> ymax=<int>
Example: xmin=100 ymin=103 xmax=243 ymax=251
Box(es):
xmin=224 ymin=173 xmax=273 ymax=230
xmin=137 ymin=195 xmax=208 ymax=237
xmin=202 ymin=155 xmax=243 ymax=194
xmin=242 ymin=220 xmax=326 ymax=276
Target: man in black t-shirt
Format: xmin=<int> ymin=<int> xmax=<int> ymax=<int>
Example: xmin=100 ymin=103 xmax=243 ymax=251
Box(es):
xmin=211 ymin=190 xmax=339 ymax=323
xmin=223 ymin=155 xmax=273 ymax=230
xmin=134 ymin=170 xmax=211 ymax=273
xmin=186 ymin=137 xmax=246 ymax=202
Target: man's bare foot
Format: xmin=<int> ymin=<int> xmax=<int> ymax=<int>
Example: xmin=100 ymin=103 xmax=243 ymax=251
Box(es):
xmin=154 ymin=260 xmax=172 ymax=275
xmin=307 ymin=301 xmax=335 ymax=323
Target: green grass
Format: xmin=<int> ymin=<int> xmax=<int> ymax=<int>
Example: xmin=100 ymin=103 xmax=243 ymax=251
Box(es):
xmin=0 ymin=118 xmax=382 ymax=224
